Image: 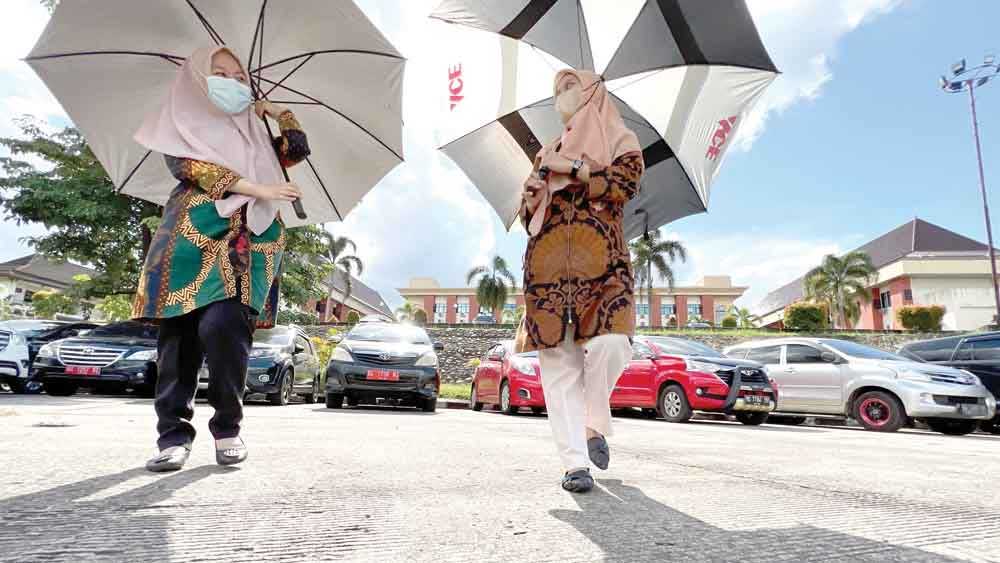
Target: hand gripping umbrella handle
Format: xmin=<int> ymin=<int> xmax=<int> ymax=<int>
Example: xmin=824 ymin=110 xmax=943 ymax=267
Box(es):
xmin=258 ymin=111 xmax=308 ymax=220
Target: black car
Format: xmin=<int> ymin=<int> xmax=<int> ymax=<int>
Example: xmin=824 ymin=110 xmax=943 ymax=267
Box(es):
xmin=899 ymin=332 xmax=1000 ymax=434
xmin=325 ymin=322 xmax=443 ymax=412
xmin=200 ymin=325 xmax=323 ymax=406
xmin=27 ymin=322 xmax=100 ymax=365
xmin=33 ymin=321 xmax=159 ymax=397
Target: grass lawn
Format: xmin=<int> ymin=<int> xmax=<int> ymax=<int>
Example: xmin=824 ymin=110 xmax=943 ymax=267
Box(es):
xmin=439 ymin=383 xmax=471 ymax=401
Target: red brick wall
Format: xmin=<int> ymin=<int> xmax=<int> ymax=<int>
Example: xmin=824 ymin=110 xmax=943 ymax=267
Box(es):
xmin=423 ymin=296 xmax=435 ymax=319
xmin=446 ymin=295 xmax=457 ymax=324
xmin=702 ymin=296 xmax=715 ymax=325
xmin=651 ymin=294 xmax=662 ymax=327
xmin=469 ymin=295 xmax=479 ymax=323
xmin=675 ymin=295 xmax=688 ymax=326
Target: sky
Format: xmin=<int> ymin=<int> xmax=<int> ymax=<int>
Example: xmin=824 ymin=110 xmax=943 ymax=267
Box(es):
xmin=1 ymin=0 xmax=999 ymax=314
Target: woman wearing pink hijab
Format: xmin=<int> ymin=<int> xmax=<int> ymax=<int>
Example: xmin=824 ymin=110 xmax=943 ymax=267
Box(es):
xmin=516 ymin=69 xmax=644 ymax=493
xmin=133 ymin=46 xmax=309 ymax=472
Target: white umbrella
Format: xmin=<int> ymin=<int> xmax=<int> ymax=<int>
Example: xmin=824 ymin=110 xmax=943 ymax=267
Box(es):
xmin=431 ymin=0 xmax=778 ymax=239
xmin=26 ymin=0 xmax=405 ymax=227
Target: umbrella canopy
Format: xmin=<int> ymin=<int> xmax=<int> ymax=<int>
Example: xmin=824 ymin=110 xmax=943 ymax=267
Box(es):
xmin=431 ymin=0 xmax=778 ymax=239
xmin=26 ymin=0 xmax=405 ymax=227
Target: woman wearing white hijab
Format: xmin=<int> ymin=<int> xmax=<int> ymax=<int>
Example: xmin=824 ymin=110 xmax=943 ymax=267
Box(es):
xmin=133 ymin=46 xmax=309 ymax=472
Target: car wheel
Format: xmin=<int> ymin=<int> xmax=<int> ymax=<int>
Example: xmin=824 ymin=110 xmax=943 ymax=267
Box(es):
xmin=768 ymin=415 xmax=806 ymax=426
xmin=658 ymin=384 xmax=692 ymax=423
xmin=500 ymin=380 xmax=518 ymax=415
xmin=736 ymin=412 xmax=769 ymax=426
xmin=469 ymin=383 xmax=484 ymax=412
xmin=420 ymin=398 xmax=437 ymax=413
xmin=303 ymin=376 xmax=318 ymax=404
xmin=325 ymin=393 xmax=344 ymax=409
xmin=926 ymin=419 xmax=979 ymax=436
xmin=531 ymin=407 xmax=544 ymax=415
xmin=854 ymin=391 xmax=905 ymax=432
xmin=981 ymin=418 xmax=1000 ymax=435
xmin=269 ymin=372 xmax=293 ymax=406
xmin=45 ymin=381 xmax=78 ymax=397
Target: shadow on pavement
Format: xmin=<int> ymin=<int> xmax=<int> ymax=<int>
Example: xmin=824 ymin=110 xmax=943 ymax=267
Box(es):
xmin=311 ymin=405 xmax=437 ymax=416
xmin=549 ymin=479 xmax=960 ymax=563
xmin=0 ymin=465 xmax=222 ymax=562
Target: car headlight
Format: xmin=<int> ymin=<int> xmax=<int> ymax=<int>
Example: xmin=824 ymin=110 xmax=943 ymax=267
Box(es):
xmin=686 ymin=359 xmax=724 ymax=374
xmin=127 ymin=350 xmax=157 ymax=361
xmin=330 ymin=346 xmax=353 ymax=363
xmin=249 ymin=347 xmax=280 ymax=359
xmin=509 ymin=356 xmax=537 ymax=377
xmin=897 ymin=370 xmax=932 ymax=382
xmin=37 ymin=342 xmax=59 ymax=359
xmin=414 ymin=352 xmax=439 ymax=367
xmin=985 ymin=395 xmax=996 ymax=410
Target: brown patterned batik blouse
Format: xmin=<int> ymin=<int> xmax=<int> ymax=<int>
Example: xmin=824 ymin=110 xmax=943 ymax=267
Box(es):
xmin=515 ymin=152 xmax=644 ymax=353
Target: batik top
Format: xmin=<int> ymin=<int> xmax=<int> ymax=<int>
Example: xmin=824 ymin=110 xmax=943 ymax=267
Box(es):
xmin=515 ymin=152 xmax=644 ymax=353
xmin=132 ymin=111 xmax=310 ymax=328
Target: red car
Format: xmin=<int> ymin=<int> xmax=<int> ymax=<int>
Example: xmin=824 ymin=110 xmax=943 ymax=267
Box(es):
xmin=470 ymin=337 xmax=777 ymax=425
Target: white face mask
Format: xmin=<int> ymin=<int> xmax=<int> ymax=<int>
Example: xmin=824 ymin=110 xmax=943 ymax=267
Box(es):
xmin=206 ymin=75 xmax=253 ymax=115
xmin=555 ymin=87 xmax=582 ymax=123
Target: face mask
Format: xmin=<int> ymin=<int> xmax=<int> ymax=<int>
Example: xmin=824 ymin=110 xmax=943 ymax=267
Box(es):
xmin=555 ymin=88 xmax=582 ymax=122
xmin=206 ymin=76 xmax=253 ymax=115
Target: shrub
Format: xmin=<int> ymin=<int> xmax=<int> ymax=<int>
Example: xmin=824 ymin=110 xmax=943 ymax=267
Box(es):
xmin=95 ymin=294 xmax=133 ymax=321
xmin=31 ymin=291 xmax=77 ymax=319
xmin=467 ymin=358 xmax=481 ymax=369
xmin=346 ymin=310 xmax=361 ymax=325
xmin=721 ymin=315 xmax=738 ymax=328
xmin=277 ymin=309 xmax=319 ymax=326
xmin=783 ymin=302 xmax=829 ymax=331
xmin=413 ymin=309 xmax=428 ymax=326
xmin=896 ymin=305 xmax=945 ymax=332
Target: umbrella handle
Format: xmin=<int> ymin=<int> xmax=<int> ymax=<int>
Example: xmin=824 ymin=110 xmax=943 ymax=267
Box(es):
xmin=258 ymin=114 xmax=308 ymax=220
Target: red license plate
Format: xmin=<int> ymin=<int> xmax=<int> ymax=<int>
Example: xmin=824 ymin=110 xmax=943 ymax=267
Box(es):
xmin=367 ymin=369 xmax=399 ymax=381
xmin=66 ymin=365 xmax=100 ymax=376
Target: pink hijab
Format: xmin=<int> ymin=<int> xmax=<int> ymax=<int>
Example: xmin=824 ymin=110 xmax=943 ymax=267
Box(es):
xmin=528 ymin=69 xmax=641 ymax=237
xmin=134 ymin=46 xmax=284 ymax=235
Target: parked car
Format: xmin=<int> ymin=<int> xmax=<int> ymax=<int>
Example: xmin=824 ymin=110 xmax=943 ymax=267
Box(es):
xmin=324 ymin=322 xmax=443 ymax=412
xmin=470 ymin=341 xmax=544 ymax=415
xmin=898 ymin=332 xmax=1000 ymax=434
xmin=470 ymin=337 xmax=777 ymax=425
xmin=32 ymin=321 xmax=159 ymax=397
xmin=472 ymin=313 xmax=496 ymax=325
xmin=1 ymin=320 xmax=96 ymax=393
xmin=206 ymin=325 xmax=322 ymax=406
xmin=685 ymin=322 xmax=713 ymax=329
xmin=725 ymin=338 xmax=997 ymax=434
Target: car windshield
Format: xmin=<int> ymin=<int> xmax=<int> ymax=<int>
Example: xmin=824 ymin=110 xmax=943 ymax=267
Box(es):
xmin=645 ymin=337 xmax=725 ymax=358
xmin=3 ymin=320 xmax=63 ymax=337
xmin=347 ymin=324 xmax=431 ymax=345
xmin=86 ymin=322 xmax=158 ymax=340
xmin=820 ymin=339 xmax=907 ymax=361
xmin=254 ymin=328 xmax=291 ymax=346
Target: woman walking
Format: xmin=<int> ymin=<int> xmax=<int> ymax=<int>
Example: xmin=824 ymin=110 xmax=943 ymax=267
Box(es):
xmin=517 ymin=69 xmax=644 ymax=493
xmin=132 ymin=46 xmax=310 ymax=472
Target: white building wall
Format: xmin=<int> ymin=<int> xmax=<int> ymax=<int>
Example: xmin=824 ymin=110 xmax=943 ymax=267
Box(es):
xmin=910 ymin=277 xmax=995 ymax=331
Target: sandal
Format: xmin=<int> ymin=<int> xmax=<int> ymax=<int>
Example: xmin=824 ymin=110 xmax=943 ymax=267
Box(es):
xmin=215 ymin=437 xmax=248 ymax=466
xmin=561 ymin=469 xmax=594 ymax=493
xmin=587 ymin=435 xmax=610 ymax=470
xmin=146 ymin=446 xmax=190 ymax=473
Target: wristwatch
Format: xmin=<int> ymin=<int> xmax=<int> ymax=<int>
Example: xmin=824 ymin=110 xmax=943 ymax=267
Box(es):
xmin=570 ymin=159 xmax=584 ymax=179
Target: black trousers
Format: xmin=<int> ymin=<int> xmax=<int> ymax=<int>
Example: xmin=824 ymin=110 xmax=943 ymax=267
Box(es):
xmin=154 ymin=298 xmax=255 ymax=450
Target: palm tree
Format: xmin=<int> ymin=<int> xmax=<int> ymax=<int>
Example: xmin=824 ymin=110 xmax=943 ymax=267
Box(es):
xmin=466 ymin=256 xmax=517 ymax=318
xmin=804 ymin=251 xmax=877 ymax=329
xmin=629 ymin=231 xmax=687 ymax=317
xmin=502 ymin=305 xmax=525 ymax=325
xmin=395 ymin=302 xmax=423 ymax=323
xmin=322 ymin=233 xmax=363 ymax=320
xmin=728 ymin=306 xmax=760 ymax=328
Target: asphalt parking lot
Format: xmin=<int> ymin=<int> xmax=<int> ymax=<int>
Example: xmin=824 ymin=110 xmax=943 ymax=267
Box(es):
xmin=1 ymin=393 xmax=998 ymax=562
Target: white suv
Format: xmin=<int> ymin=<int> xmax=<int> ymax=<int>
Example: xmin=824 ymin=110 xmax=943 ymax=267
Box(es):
xmin=725 ymin=338 xmax=997 ymax=435
xmin=0 ymin=320 xmax=69 ymax=393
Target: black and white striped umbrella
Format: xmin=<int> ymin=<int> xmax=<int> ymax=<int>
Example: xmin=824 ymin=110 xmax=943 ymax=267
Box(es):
xmin=431 ymin=0 xmax=778 ymax=239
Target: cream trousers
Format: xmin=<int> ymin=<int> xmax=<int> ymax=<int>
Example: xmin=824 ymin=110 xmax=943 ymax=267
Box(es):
xmin=538 ymin=330 xmax=632 ymax=471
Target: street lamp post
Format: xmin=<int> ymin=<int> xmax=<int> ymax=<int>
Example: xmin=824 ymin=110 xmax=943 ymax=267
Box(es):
xmin=941 ymin=56 xmax=1000 ymax=327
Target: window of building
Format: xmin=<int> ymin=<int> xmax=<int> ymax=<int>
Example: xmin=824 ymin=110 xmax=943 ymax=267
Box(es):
xmin=714 ymin=305 xmax=727 ymax=324
xmin=504 ymin=300 xmax=517 ymax=311
xmin=687 ymin=303 xmax=702 ymax=318
xmin=903 ymin=289 xmax=913 ymax=303
xmin=457 ymin=301 xmax=470 ymax=314
xmin=660 ymin=303 xmax=676 ymax=317
xmin=879 ymin=290 xmax=892 ymax=310
xmin=433 ymin=298 xmax=447 ymax=314
xmin=636 ymin=303 xmax=650 ymax=316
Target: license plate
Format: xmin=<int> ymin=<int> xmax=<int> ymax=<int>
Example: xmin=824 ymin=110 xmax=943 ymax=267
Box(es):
xmin=66 ymin=365 xmax=100 ymax=376
xmin=743 ymin=395 xmax=766 ymax=405
xmin=367 ymin=369 xmax=400 ymax=382
xmin=957 ymin=404 xmax=984 ymax=416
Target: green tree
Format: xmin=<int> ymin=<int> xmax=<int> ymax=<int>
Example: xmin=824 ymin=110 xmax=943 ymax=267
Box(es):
xmin=346 ymin=310 xmax=360 ymax=325
xmin=30 ymin=290 xmax=76 ymax=319
xmin=95 ymin=294 xmax=133 ymax=321
xmin=281 ymin=225 xmax=334 ymax=308
xmin=804 ymin=251 xmax=876 ymax=329
xmin=466 ymin=256 xmax=516 ymax=317
xmin=321 ymin=234 xmax=363 ymax=314
xmin=395 ymin=302 xmax=422 ymax=323
xmin=502 ymin=305 xmax=525 ymax=326
xmin=629 ymin=231 xmax=686 ymax=314
xmin=0 ymin=118 xmax=160 ymax=297
xmin=413 ymin=308 xmax=428 ymax=326
xmin=727 ymin=305 xmax=760 ymax=328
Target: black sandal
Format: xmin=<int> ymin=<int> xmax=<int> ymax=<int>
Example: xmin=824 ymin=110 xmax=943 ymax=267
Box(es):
xmin=146 ymin=446 xmax=190 ymax=473
xmin=561 ymin=469 xmax=594 ymax=493
xmin=587 ymin=435 xmax=610 ymax=470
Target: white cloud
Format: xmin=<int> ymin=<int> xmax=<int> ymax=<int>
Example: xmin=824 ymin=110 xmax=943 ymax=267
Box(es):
xmin=737 ymin=0 xmax=905 ymax=149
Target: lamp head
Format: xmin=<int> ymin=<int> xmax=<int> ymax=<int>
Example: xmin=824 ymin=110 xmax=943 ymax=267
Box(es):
xmin=952 ymin=59 xmax=967 ymax=75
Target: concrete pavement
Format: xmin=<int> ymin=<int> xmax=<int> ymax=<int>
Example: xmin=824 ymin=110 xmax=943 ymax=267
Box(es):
xmin=1 ymin=393 xmax=999 ymax=562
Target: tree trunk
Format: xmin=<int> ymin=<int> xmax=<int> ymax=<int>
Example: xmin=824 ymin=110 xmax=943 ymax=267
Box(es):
xmin=140 ymin=222 xmax=152 ymax=262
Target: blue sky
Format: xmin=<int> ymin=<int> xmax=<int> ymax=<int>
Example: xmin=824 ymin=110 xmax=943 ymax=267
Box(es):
xmin=1 ymin=0 xmax=998 ymax=313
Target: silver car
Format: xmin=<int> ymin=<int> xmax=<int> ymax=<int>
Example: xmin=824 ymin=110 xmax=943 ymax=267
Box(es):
xmin=724 ymin=338 xmax=997 ymax=435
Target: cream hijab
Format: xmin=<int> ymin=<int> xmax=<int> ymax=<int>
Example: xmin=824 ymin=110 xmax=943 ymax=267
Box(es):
xmin=134 ymin=46 xmax=284 ymax=235
xmin=528 ymin=69 xmax=642 ymax=237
